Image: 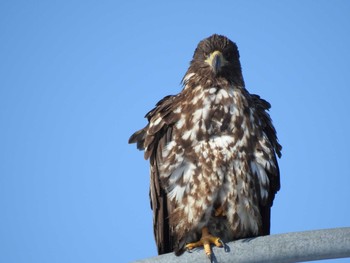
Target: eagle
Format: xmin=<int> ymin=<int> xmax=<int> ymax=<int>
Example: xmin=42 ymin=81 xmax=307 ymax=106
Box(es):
xmin=129 ymin=34 xmax=281 ymax=259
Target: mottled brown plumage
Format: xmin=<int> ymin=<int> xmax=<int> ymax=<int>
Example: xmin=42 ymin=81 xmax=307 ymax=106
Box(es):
xmin=129 ymin=34 xmax=281 ymax=256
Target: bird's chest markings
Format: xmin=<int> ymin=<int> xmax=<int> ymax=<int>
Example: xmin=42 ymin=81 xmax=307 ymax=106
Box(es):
xmin=174 ymin=87 xmax=252 ymax=142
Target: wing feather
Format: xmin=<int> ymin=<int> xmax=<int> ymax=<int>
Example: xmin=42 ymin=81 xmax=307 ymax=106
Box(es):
xmin=251 ymin=94 xmax=281 ymax=235
xmin=129 ymin=94 xmax=179 ymax=254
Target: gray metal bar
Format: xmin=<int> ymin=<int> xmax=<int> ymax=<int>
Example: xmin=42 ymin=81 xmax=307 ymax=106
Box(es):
xmin=132 ymin=227 xmax=350 ymax=263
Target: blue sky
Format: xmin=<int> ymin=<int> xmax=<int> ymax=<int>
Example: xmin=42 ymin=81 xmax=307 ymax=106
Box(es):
xmin=1 ymin=1 xmax=349 ymax=262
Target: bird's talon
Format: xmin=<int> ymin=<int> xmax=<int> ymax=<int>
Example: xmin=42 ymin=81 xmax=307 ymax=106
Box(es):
xmin=186 ymin=248 xmax=193 ymax=253
xmin=185 ymin=227 xmax=222 ymax=257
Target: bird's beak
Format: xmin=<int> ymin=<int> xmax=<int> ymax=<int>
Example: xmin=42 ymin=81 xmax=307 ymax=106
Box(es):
xmin=205 ymin=50 xmax=226 ymax=74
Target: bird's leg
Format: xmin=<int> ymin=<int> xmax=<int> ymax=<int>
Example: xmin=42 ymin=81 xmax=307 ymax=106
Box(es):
xmin=185 ymin=227 xmax=222 ymax=258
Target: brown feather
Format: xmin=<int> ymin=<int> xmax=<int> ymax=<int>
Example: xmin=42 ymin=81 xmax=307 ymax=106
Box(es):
xmin=129 ymin=34 xmax=281 ymax=255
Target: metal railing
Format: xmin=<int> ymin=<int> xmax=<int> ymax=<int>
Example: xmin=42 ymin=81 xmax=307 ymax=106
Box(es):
xmin=133 ymin=227 xmax=350 ymax=263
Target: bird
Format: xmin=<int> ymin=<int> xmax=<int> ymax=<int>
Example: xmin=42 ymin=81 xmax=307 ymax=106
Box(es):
xmin=128 ymin=34 xmax=281 ymax=259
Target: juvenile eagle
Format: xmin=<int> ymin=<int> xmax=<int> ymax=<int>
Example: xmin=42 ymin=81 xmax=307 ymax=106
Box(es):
xmin=129 ymin=34 xmax=281 ymax=258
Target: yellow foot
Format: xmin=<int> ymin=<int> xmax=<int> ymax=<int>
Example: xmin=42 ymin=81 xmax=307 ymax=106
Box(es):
xmin=185 ymin=227 xmax=223 ymax=258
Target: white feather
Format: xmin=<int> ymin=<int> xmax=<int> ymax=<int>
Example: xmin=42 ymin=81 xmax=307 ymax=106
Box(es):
xmin=250 ymin=161 xmax=270 ymax=201
xmin=209 ymin=87 xmax=217 ymax=94
xmin=168 ymin=161 xmax=195 ymax=203
xmin=183 ymin=72 xmax=195 ymax=83
xmin=150 ymin=116 xmax=161 ymax=127
xmin=173 ymin=107 xmax=181 ymax=114
xmin=175 ymin=116 xmax=185 ymax=129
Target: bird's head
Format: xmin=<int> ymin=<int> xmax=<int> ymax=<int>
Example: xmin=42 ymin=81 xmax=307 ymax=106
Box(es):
xmin=183 ymin=34 xmax=244 ymax=87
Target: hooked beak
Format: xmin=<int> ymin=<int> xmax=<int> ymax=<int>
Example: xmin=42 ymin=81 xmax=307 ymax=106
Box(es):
xmin=205 ymin=50 xmax=227 ymax=74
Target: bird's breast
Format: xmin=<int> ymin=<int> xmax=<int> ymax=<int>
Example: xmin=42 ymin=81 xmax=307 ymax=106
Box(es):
xmin=175 ymin=85 xmax=252 ymax=144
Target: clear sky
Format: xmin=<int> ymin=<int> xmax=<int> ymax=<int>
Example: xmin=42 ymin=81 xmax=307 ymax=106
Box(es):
xmin=1 ymin=1 xmax=349 ymax=263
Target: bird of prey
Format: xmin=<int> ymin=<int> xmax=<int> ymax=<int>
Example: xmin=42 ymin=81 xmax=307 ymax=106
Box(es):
xmin=129 ymin=34 xmax=281 ymax=259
